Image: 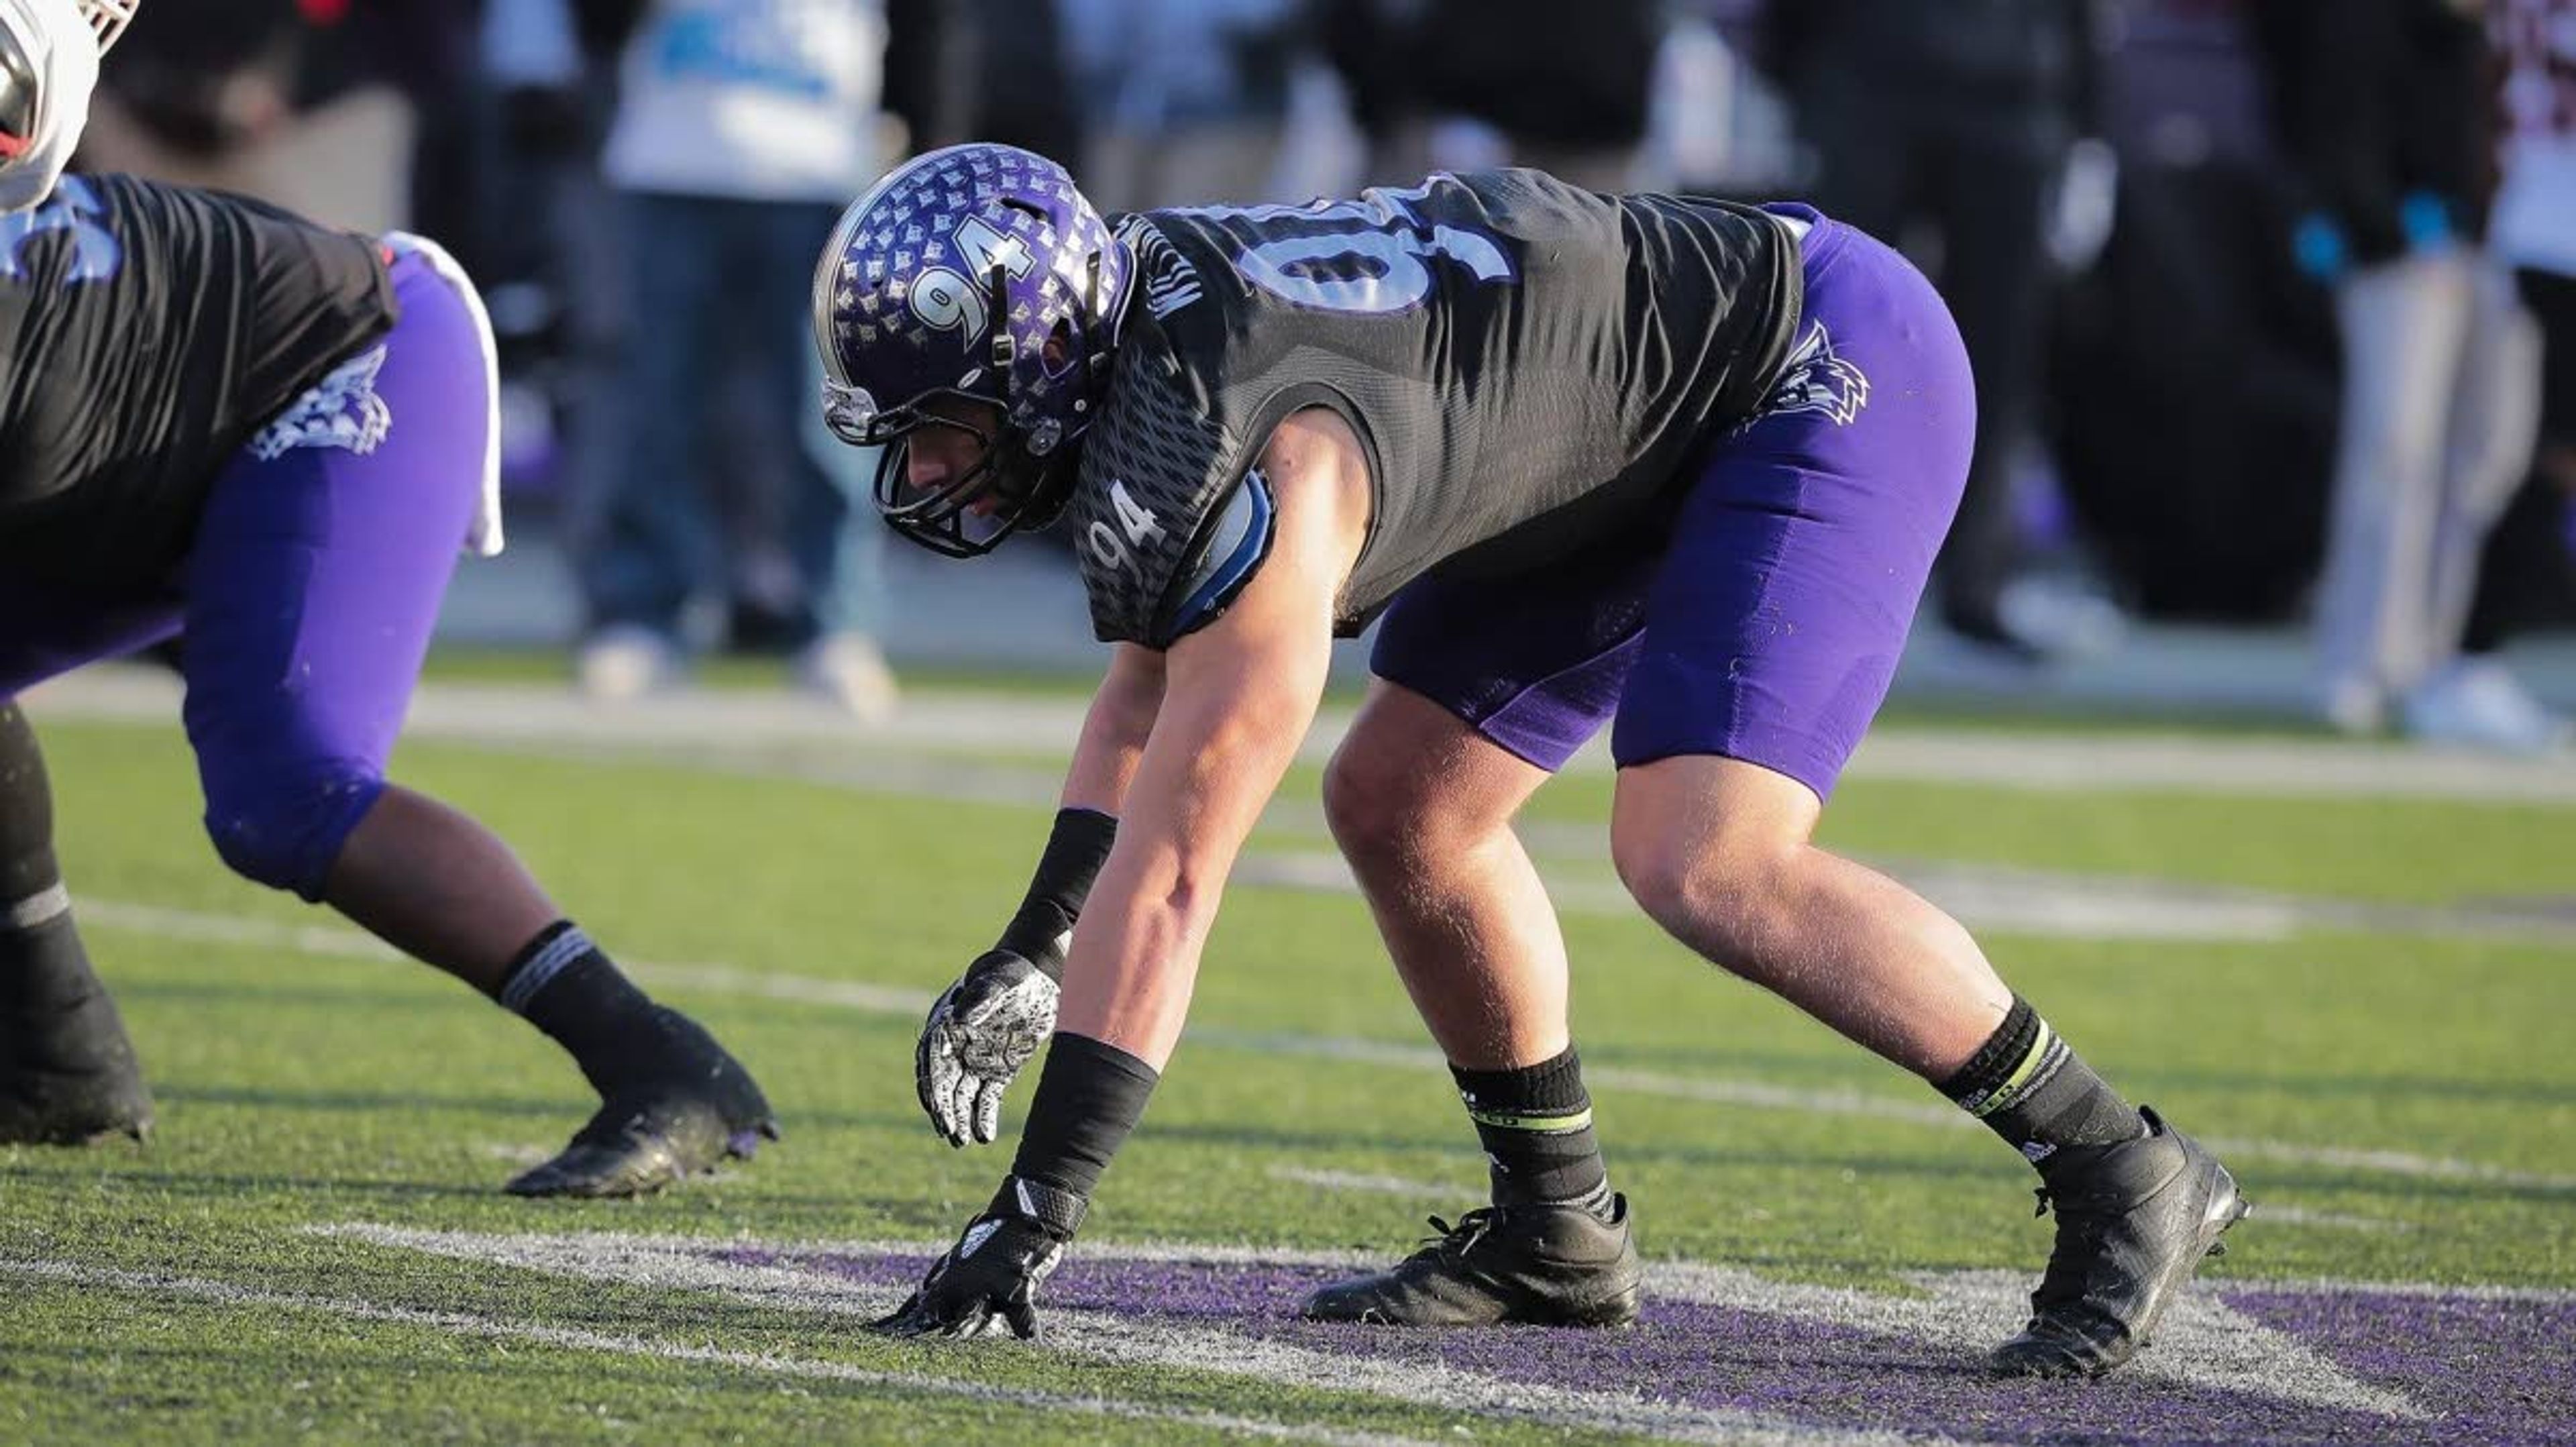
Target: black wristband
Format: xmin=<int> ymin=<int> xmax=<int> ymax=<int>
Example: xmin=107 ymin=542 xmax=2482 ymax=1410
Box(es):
xmin=1009 ymin=1031 xmax=1159 ymax=1208
xmin=987 ymin=1173 xmax=1090 ymax=1240
xmin=997 ymin=808 xmax=1118 ymax=979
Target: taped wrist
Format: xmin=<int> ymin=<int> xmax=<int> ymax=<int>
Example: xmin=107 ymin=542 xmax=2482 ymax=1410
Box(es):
xmin=996 ymin=808 xmax=1116 ymax=980
xmin=987 ymin=1173 xmax=1090 ymax=1241
xmin=1008 ymin=1030 xmax=1158 ymax=1222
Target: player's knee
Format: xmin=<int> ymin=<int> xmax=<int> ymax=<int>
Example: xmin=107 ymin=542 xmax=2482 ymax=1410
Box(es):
xmin=1322 ymin=744 xmax=1432 ymax=865
xmin=202 ymin=770 xmax=384 ymax=900
xmin=1612 ymin=824 xmax=1793 ymax=965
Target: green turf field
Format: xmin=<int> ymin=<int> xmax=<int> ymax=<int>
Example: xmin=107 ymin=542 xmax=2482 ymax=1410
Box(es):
xmin=4 ymin=682 xmax=2572 ymax=1446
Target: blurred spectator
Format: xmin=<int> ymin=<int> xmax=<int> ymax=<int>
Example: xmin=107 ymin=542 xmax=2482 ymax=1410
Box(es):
xmin=2045 ymin=0 xmax=2341 ymax=624
xmin=1060 ymin=0 xmax=1303 ymax=211
xmin=1764 ymin=0 xmax=2125 ymax=662
xmin=2445 ymin=0 xmax=2576 ymax=749
xmin=890 ymin=0 xmax=1084 ymax=160
xmin=570 ymin=0 xmax=935 ymax=718
xmin=1321 ymin=0 xmax=1664 ymax=191
xmin=2251 ymin=0 xmax=2547 ymax=745
xmin=473 ymin=0 xmax=625 ymax=510
xmin=74 ymin=0 xmax=419 ymax=233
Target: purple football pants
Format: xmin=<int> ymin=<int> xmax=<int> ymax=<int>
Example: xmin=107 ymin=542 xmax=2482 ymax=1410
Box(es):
xmin=0 ymin=240 xmax=496 ymax=898
xmin=1371 ymin=205 xmax=1974 ymax=801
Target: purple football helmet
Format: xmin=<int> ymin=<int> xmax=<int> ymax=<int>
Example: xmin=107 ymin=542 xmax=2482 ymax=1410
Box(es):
xmin=812 ymin=143 xmax=1132 ymax=557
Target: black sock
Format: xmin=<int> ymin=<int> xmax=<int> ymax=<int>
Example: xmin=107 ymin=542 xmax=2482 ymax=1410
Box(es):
xmin=1 ymin=891 xmax=99 ymax=1018
xmin=494 ymin=922 xmax=662 ymax=1093
xmin=1452 ymin=1047 xmax=1615 ymax=1218
xmin=0 ymin=702 xmax=97 ymax=1016
xmin=1007 ymin=1031 xmax=1159 ymax=1234
xmin=1939 ymin=997 xmax=2145 ymax=1169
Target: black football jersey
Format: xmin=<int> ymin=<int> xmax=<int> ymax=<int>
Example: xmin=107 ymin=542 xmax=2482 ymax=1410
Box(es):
xmin=0 ymin=174 xmax=397 ymax=587
xmin=1062 ymin=168 xmax=1802 ymax=647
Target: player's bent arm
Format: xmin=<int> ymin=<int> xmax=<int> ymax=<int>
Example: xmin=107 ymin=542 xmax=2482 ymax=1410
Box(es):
xmin=1053 ymin=417 xmax=1371 ymax=1070
xmin=908 ymin=645 xmax=1165 ymax=1147
xmin=875 ymin=415 xmax=1371 ymax=1335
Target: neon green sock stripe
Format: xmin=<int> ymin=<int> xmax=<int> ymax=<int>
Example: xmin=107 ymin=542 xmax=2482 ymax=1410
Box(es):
xmin=1971 ymin=1020 xmax=2058 ymax=1119
xmin=1464 ymin=1105 xmax=1595 ymax=1133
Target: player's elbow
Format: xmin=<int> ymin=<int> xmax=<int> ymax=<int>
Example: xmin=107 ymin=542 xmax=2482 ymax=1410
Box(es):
xmin=1144 ymin=862 xmax=1222 ymax=940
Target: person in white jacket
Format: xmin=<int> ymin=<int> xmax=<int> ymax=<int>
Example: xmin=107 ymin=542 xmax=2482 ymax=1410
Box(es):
xmin=572 ymin=0 xmax=910 ymax=716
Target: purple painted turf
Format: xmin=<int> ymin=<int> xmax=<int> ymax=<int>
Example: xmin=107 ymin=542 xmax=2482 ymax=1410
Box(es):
xmin=727 ymin=1248 xmax=2576 ymax=1446
xmin=2226 ymin=1290 xmax=2576 ymax=1447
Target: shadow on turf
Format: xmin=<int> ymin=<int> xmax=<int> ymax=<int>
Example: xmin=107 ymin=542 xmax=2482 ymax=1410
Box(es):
xmin=1140 ymin=1118 xmax=2005 ymax=1183
xmin=113 ymin=980 xmax=453 ymax=1012
xmin=1581 ymin=1042 xmax=2576 ymax=1112
xmin=1140 ymin=1120 xmax=2576 ymax=1205
xmin=154 ymin=1084 xmax=619 ymax=1122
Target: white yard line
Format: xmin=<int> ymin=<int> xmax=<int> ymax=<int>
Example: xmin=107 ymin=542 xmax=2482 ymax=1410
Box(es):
xmin=31 ymin=666 xmax=2576 ymax=804
xmin=2247 ymin=1205 xmax=2414 ymax=1234
xmin=1267 ymin=1165 xmax=1467 ymax=1197
xmin=70 ymin=898 xmax=2576 ymax=1195
xmin=0 ymin=1257 xmax=1440 ymax=1447
xmin=306 ymin=1225 xmax=1937 ymax=1447
xmin=309 ymin=1224 xmax=2563 ymax=1432
xmin=1645 ymin=1261 xmax=2426 ymax=1422
xmin=38 ymin=667 xmax=2576 ymax=947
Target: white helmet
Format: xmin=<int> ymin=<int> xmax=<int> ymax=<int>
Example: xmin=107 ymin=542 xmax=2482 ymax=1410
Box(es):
xmin=0 ymin=0 xmax=103 ymax=211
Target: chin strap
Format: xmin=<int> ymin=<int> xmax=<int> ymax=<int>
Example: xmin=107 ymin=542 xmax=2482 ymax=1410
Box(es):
xmin=987 ymin=260 xmax=1014 ymax=372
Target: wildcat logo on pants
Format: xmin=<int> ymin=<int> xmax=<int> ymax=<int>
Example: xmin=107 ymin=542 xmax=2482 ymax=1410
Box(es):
xmin=250 ymin=345 xmax=394 ymax=461
xmin=1750 ymin=319 xmax=1872 ymax=429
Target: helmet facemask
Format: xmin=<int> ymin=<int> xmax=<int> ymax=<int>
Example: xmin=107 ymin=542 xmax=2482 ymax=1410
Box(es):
xmin=835 ymin=382 xmax=1071 ymax=560
xmin=75 ymin=0 xmax=133 ymax=51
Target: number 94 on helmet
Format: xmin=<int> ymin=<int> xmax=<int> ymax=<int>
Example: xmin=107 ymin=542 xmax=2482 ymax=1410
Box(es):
xmin=810 ymin=142 xmax=1132 ymax=559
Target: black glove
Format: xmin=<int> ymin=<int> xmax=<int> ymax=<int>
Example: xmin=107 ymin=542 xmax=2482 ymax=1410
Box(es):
xmin=869 ymin=1178 xmax=1085 ymax=1340
xmin=915 ymin=949 xmax=1059 ymax=1147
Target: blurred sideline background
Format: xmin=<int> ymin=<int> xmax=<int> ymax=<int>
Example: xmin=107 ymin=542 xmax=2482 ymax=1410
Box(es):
xmin=68 ymin=0 xmax=2576 ymax=737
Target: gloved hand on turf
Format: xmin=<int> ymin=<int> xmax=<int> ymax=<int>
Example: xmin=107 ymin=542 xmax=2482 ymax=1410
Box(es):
xmin=916 ymin=948 xmax=1059 ymax=1146
xmin=870 ymin=1184 xmax=1079 ymax=1340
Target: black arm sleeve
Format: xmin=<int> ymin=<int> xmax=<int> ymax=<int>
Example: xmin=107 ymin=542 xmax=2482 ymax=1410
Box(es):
xmin=996 ymin=808 xmax=1119 ymax=978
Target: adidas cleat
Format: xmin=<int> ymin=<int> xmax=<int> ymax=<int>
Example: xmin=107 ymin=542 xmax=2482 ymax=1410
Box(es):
xmin=1301 ymin=1195 xmax=1643 ymax=1327
xmin=1990 ymin=1106 xmax=2251 ymax=1377
xmin=506 ymin=1006 xmax=777 ymax=1197
xmin=0 ymin=956 xmax=153 ymax=1146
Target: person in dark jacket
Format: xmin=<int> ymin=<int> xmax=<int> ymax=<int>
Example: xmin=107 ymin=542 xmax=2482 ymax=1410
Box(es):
xmin=1765 ymin=0 xmax=2122 ymax=659
xmin=2249 ymin=0 xmax=2548 ymax=746
xmin=1322 ymin=0 xmax=1664 ymax=191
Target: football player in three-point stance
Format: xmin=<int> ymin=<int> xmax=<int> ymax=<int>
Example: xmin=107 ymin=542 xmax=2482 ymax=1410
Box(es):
xmin=824 ymin=141 xmax=2256 ymax=1369
xmin=819 ymin=142 xmax=2250 ymax=1376
xmin=0 ymin=0 xmax=773 ymax=1195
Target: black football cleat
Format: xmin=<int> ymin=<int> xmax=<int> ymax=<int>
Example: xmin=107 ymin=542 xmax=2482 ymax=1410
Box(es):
xmin=1990 ymin=1106 xmax=2251 ymax=1377
xmin=0 ymin=954 xmax=153 ymax=1146
xmin=1301 ymin=1195 xmax=1643 ymax=1327
xmin=506 ymin=1006 xmax=777 ymax=1198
